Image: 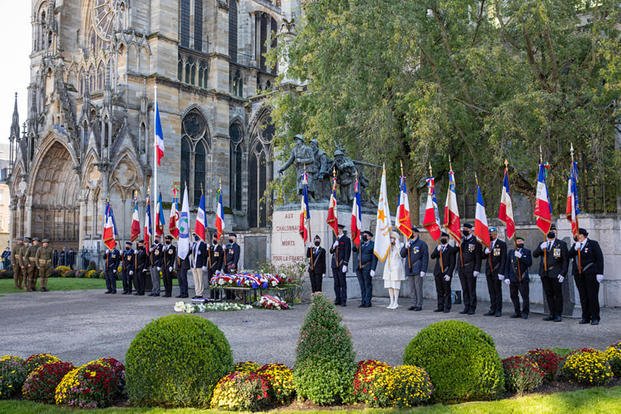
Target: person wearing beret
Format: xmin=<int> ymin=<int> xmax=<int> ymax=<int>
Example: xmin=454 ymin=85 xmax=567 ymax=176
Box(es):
xmin=569 ymin=228 xmax=605 ymax=325
xmin=533 ymin=224 xmax=568 ymax=322
xmin=400 ymin=227 xmax=429 ymax=311
xmin=505 ymin=236 xmax=532 ymax=319
xmin=456 ymin=223 xmax=483 ymax=315
xmin=162 ymin=235 xmax=177 ymax=297
xmin=306 ymin=234 xmax=327 ymax=294
xmin=330 ymin=224 xmax=351 ymax=306
xmin=353 ymin=230 xmax=377 ymax=307
xmin=430 ymin=232 xmax=456 ymax=313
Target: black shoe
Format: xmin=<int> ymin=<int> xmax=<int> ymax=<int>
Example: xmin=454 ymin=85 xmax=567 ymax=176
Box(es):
xmin=510 ymin=313 xmax=521 ymax=318
xmin=111 ymin=291 xmax=117 ymax=294
xmin=543 ymin=316 xmax=554 ymax=321
xmin=105 ymin=291 xmax=111 ymax=294
xmin=467 ymin=310 xmax=476 ymax=315
xmin=495 ymin=311 xmax=502 ymax=317
xmin=41 ymin=287 xmax=48 ymax=292
xmin=591 ymin=320 xmax=600 ymax=325
xmin=414 ymin=307 xmax=423 ymax=311
xmin=163 ymin=294 xmax=171 ymax=298
xmin=553 ymin=316 xmax=562 ymax=322
xmin=484 ymin=311 xmax=495 ymax=316
xmin=340 ymin=303 xmax=346 ymax=307
xmin=367 ymin=303 xmax=372 ymax=308
xmin=459 ymin=309 xmax=469 ymax=314
xmin=133 ymin=292 xmax=140 ymax=296
xmin=443 ymin=309 xmax=451 ymax=313
xmin=579 ymin=319 xmax=590 ymax=324
xmin=180 ymin=294 xmax=189 ymax=298
xmin=358 ymin=304 xmax=366 ymax=308
xmin=433 ymin=308 xmax=444 ymax=312
xmin=408 ymin=306 xmax=417 ymax=311
xmin=334 ymin=300 xmax=341 ymax=306
xmin=175 ymin=295 xmax=184 ymax=298
xmin=521 ymin=314 xmax=529 ymax=320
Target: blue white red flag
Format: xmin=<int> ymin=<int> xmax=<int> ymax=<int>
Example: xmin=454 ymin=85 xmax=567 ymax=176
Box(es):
xmin=534 ymin=163 xmax=552 ymax=235
xmin=423 ymin=176 xmax=441 ymax=240
xmin=215 ymin=185 xmax=225 ymax=240
xmin=350 ymin=178 xmax=362 ymax=248
xmin=144 ymin=197 xmax=152 ymax=253
xmin=566 ymin=160 xmax=580 ymax=238
xmin=396 ymin=176 xmax=413 ymax=239
xmin=169 ymin=188 xmax=179 ymax=239
xmin=155 ymin=101 xmax=164 ymax=166
xmin=498 ymin=167 xmax=516 ymax=240
xmin=443 ymin=169 xmax=461 ymax=244
xmin=326 ymin=174 xmax=339 ymax=237
xmin=102 ymin=202 xmax=117 ymax=250
xmin=299 ymin=173 xmax=311 ymax=243
xmin=474 ymin=185 xmax=490 ymax=248
xmin=195 ymin=193 xmax=207 ymax=242
xmin=155 ymin=192 xmax=166 ymax=236
xmin=130 ymin=198 xmax=140 ymax=242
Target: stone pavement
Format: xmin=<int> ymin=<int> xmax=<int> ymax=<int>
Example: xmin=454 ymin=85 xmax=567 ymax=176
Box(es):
xmin=0 ymin=290 xmax=619 ymax=366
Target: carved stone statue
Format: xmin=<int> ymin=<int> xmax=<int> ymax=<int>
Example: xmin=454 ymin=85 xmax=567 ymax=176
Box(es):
xmin=310 ymin=139 xmax=332 ymax=200
xmin=332 ymin=149 xmax=359 ymax=204
xmin=278 ymin=134 xmax=316 ymax=196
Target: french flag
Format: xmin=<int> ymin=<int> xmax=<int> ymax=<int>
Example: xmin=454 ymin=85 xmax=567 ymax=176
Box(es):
xmin=326 ymin=175 xmax=339 ymax=237
xmin=443 ymin=169 xmax=461 ymax=244
xmin=195 ymin=193 xmax=207 ymax=242
xmin=155 ymin=101 xmax=165 ymax=166
xmin=155 ymin=192 xmax=166 ymax=236
xmin=423 ymin=176 xmax=441 ymax=240
xmin=534 ymin=163 xmax=552 ymax=235
xmin=129 ymin=198 xmax=140 ymax=242
xmin=474 ymin=185 xmax=490 ymax=248
xmin=144 ymin=197 xmax=152 ymax=254
xmin=396 ymin=176 xmax=413 ymax=239
xmin=498 ymin=167 xmax=516 ymax=240
xmin=565 ymin=160 xmax=580 ymax=238
xmin=169 ymin=188 xmax=180 ymax=239
xmin=102 ymin=202 xmax=117 ymax=250
xmin=350 ymin=178 xmax=362 ymax=248
xmin=299 ymin=173 xmax=311 ymax=243
xmin=215 ymin=186 xmax=225 ymax=240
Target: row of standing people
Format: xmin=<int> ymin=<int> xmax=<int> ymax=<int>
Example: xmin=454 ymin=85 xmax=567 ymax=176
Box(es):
xmin=11 ymin=237 xmax=53 ymax=292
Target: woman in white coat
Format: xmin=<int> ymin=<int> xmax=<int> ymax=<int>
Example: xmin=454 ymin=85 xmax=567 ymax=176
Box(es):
xmin=383 ymin=231 xmax=405 ymax=309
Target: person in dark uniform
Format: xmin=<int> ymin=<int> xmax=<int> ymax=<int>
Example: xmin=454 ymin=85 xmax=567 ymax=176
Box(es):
xmin=149 ymin=235 xmax=164 ymax=296
xmin=176 ymin=252 xmax=190 ymax=298
xmin=456 ymin=223 xmax=483 ymax=315
xmin=121 ymin=241 xmax=135 ymax=294
xmin=353 ymin=231 xmax=377 ymax=307
xmin=569 ymin=228 xmax=605 ymax=325
xmin=224 ymin=233 xmax=241 ymax=273
xmin=483 ymin=227 xmax=507 ymax=317
xmin=134 ymin=240 xmax=147 ymax=296
xmin=162 ymin=235 xmax=177 ymax=297
xmin=104 ymin=242 xmax=120 ymax=294
xmin=533 ymin=225 xmax=568 ymax=322
xmin=306 ymin=235 xmax=327 ymax=294
xmin=330 ymin=224 xmax=351 ymax=306
xmin=505 ymin=236 xmax=532 ymax=319
xmin=431 ymin=232 xmax=456 ymax=313
xmin=400 ymin=227 xmax=429 ymax=311
xmin=208 ymin=231 xmax=224 ymax=299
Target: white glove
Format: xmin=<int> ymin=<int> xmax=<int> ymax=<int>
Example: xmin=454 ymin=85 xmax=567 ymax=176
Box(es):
xmin=129 ymin=271 xmax=133 ymax=275
xmin=168 ymin=266 xmax=173 ymax=272
xmin=370 ymin=270 xmax=375 ymax=277
xmin=443 ymin=275 xmax=450 ymax=282
xmin=504 ymin=278 xmax=511 ymax=286
xmin=437 ymin=245 xmax=443 ymax=251
xmin=157 ymin=267 xmax=161 ymax=271
xmin=540 ymin=242 xmax=547 ymax=250
xmin=322 ymin=273 xmax=325 ymax=278
xmin=332 ymin=241 xmax=339 ymax=249
xmin=514 ymin=251 xmax=522 ymax=258
xmin=573 ymin=243 xmax=580 ymax=250
xmin=557 ymin=275 xmax=564 ymax=283
xmin=113 ymin=269 xmax=116 ymax=273
xmin=306 ymin=243 xmax=312 ymax=249
xmin=498 ymin=274 xmax=505 ymax=281
xmin=201 ymin=266 xmax=207 ymax=271
xmin=484 ymin=248 xmax=490 ymax=254
xmin=473 ymin=271 xmax=480 ymax=278
xmin=420 ymin=271 xmax=425 ymax=278
xmin=342 ymin=265 xmax=347 ymax=273
xmin=596 ymin=274 xmax=604 ymax=283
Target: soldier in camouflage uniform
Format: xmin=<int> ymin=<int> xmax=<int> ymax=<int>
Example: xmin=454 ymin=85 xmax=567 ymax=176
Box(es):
xmin=35 ymin=239 xmax=53 ymax=292
xmin=12 ymin=238 xmax=24 ymax=289
xmin=25 ymin=237 xmax=40 ymax=291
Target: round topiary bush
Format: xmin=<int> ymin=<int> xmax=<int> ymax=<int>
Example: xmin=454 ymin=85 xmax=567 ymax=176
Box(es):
xmin=0 ymin=355 xmax=27 ymax=399
xmin=22 ymin=361 xmax=75 ymax=404
xmin=294 ymin=294 xmax=356 ymax=405
xmin=125 ymin=314 xmax=233 ymax=408
xmin=502 ymin=356 xmax=544 ymax=395
xmin=561 ymin=348 xmax=613 ymax=386
xmin=367 ymin=365 xmax=433 ymax=408
xmin=24 ymin=354 xmax=61 ymax=375
xmin=55 ymin=358 xmax=124 ymax=408
xmin=524 ymin=348 xmax=564 ymax=382
xmin=210 ymin=371 xmax=271 ymax=411
xmin=605 ymin=342 xmax=621 ymax=377
xmin=256 ymin=363 xmax=295 ymax=406
xmin=403 ymin=320 xmax=504 ymax=403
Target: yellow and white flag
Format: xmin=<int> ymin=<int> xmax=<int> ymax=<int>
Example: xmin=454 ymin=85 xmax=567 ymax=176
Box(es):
xmin=373 ymin=164 xmax=392 ymax=262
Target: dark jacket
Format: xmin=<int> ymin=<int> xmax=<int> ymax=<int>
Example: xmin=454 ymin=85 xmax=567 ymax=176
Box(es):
xmin=353 ymin=240 xmax=378 ymax=272
xmin=484 ymin=238 xmax=507 ymax=276
xmin=163 ymin=243 xmax=177 ymax=270
xmin=150 ymin=242 xmax=164 ymax=267
xmin=330 ymin=235 xmax=351 ymax=268
xmin=104 ymin=249 xmax=120 ymax=272
xmin=191 ymin=241 xmax=207 ymax=269
xmin=456 ymin=235 xmax=483 ymax=272
xmin=568 ymin=239 xmax=604 ymax=276
xmin=533 ymin=238 xmax=569 ymax=277
xmin=225 ymin=242 xmax=241 ymax=273
xmin=307 ymin=245 xmax=327 ymax=274
xmin=208 ymin=244 xmax=224 ymax=273
xmin=136 ymin=247 xmax=148 ymax=273
xmin=430 ymin=244 xmax=456 ymax=277
xmin=506 ymin=247 xmax=533 ymax=282
xmin=122 ymin=248 xmax=135 ymax=275
xmin=400 ymin=237 xmax=429 ymax=276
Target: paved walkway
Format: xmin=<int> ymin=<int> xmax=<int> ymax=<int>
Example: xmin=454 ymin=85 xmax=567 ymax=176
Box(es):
xmin=0 ymin=290 xmax=619 ymax=366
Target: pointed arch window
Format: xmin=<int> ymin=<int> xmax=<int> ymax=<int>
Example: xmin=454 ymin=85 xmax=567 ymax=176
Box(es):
xmin=248 ymin=120 xmax=274 ymax=228
xmin=229 ymin=123 xmax=243 ymax=211
xmin=180 ymin=137 xmax=191 ymax=192
xmin=181 ymin=109 xmax=210 ymax=207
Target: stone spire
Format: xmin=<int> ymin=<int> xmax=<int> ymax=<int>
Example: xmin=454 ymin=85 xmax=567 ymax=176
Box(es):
xmin=10 ymin=93 xmax=19 ymax=140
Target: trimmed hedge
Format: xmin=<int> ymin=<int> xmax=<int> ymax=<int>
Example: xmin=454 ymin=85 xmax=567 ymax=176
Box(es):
xmin=125 ymin=314 xmax=233 ymax=408
xmin=403 ymin=320 xmax=504 ymax=403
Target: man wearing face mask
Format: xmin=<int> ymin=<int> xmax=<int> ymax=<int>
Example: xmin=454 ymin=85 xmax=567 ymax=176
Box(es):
xmin=224 ymin=233 xmax=241 ymax=274
xmin=162 ymin=235 xmax=177 ymax=297
xmin=208 ymin=231 xmax=224 ymax=299
xmin=121 ymin=241 xmax=135 ymax=295
xmin=400 ymin=227 xmax=429 ymax=311
xmin=483 ymin=227 xmax=507 ymax=317
xmin=306 ymin=235 xmax=326 ymax=294
xmin=133 ymin=240 xmax=148 ymax=295
xmin=330 ymin=224 xmax=351 ymax=306
xmin=104 ymin=241 xmax=120 ymax=294
xmin=533 ymin=224 xmax=568 ymax=322
xmin=149 ymin=235 xmax=164 ymax=297
xmin=353 ymin=231 xmax=377 ymax=307
xmin=190 ymin=233 xmax=207 ymax=299
xmin=506 ymin=236 xmax=532 ymax=319
xmin=431 ymin=232 xmax=456 ymax=313
xmin=569 ymin=228 xmax=604 ymax=325
xmin=456 ymin=223 xmax=483 ymax=315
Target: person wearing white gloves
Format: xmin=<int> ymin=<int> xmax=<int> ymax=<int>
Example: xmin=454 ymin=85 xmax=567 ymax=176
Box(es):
xmin=483 ymin=227 xmax=507 ymax=317
xmin=569 ymin=228 xmax=605 ymax=325
xmin=352 ymin=231 xmax=378 ymax=308
xmin=121 ymin=241 xmax=135 ymax=295
xmin=329 ymin=224 xmax=351 ymax=306
xmin=430 ymin=232 xmax=456 ymax=313
xmin=162 ymin=235 xmax=177 ymax=298
xmin=400 ymin=227 xmax=429 ymax=311
xmin=149 ymin=234 xmax=164 ymax=297
xmin=533 ymin=224 xmax=568 ymax=322
xmin=457 ymin=223 xmax=483 ymax=315
xmin=306 ymin=235 xmax=327 ymax=294
xmin=506 ymin=237 xmax=532 ymax=319
xmin=384 ymin=231 xmax=405 ymax=309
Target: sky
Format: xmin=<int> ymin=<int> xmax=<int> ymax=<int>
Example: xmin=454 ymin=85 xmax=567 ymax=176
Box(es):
xmin=0 ymin=2 xmax=31 ymax=147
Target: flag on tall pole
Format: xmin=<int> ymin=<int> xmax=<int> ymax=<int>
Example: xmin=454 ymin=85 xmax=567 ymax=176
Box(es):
xmin=396 ymin=162 xmax=413 ymax=239
xmin=169 ymin=187 xmax=180 ymax=239
xmin=373 ymin=164 xmax=392 ymax=262
xmin=443 ymin=159 xmax=461 ymax=244
xmin=195 ymin=192 xmax=207 ymax=242
xmin=215 ymin=181 xmax=225 ymax=240
xmin=498 ymin=160 xmax=516 ymax=240
xmin=534 ymin=150 xmax=552 ymax=235
xmin=422 ymin=164 xmax=441 ymax=240
xmin=102 ymin=201 xmax=117 ymax=250
xmin=155 ymin=192 xmax=166 ymax=236
xmin=154 ymin=100 xmax=165 ymax=166
xmin=144 ymin=196 xmax=152 ymax=254
xmin=299 ymin=172 xmax=311 ymax=243
xmin=177 ymin=184 xmax=190 ymax=260
xmin=129 ymin=196 xmax=140 ymax=242
xmin=566 ymin=143 xmax=580 ymax=238
xmin=326 ymin=169 xmax=339 ymax=237
xmin=351 ymin=177 xmax=362 ymax=248
xmin=474 ymin=178 xmax=491 ymax=248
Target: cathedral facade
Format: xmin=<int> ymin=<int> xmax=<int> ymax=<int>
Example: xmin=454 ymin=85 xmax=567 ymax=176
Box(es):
xmin=8 ymin=0 xmax=301 ymax=251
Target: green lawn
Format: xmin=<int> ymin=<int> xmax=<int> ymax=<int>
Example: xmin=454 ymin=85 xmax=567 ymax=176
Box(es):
xmin=1 ymin=386 xmax=620 ymax=413
xmin=0 ymin=278 xmax=117 ymax=295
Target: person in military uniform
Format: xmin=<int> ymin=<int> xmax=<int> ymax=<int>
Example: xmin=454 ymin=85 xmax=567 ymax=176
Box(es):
xmin=208 ymin=231 xmax=224 ymax=299
xmin=224 ymin=233 xmax=241 ymax=274
xmin=12 ymin=238 xmax=24 ymax=289
xmin=149 ymin=235 xmax=164 ymax=296
xmin=430 ymin=232 xmax=456 ymax=313
xmin=505 ymin=236 xmax=532 ymax=319
xmin=278 ymin=134 xmax=316 ymax=197
xmin=35 ymin=239 xmax=53 ymax=292
xmin=20 ymin=237 xmax=31 ymax=290
xmin=134 ymin=240 xmax=147 ymax=296
xmin=190 ymin=233 xmax=208 ymax=299
xmin=26 ymin=237 xmax=40 ymax=291
xmin=456 ymin=223 xmax=483 ymax=315
xmin=533 ymin=225 xmax=568 ymax=322
xmin=121 ymin=241 xmax=135 ymax=294
xmin=306 ymin=234 xmax=327 ymax=294
xmin=104 ymin=242 xmax=120 ymax=294
xmin=400 ymin=227 xmax=429 ymax=311
xmin=352 ymin=231 xmax=377 ymax=307
xmin=569 ymin=228 xmax=605 ymax=325
xmin=330 ymin=224 xmax=351 ymax=306
xmin=176 ymin=250 xmax=190 ymax=298
xmin=483 ymin=227 xmax=507 ymax=317
xmin=162 ymin=235 xmax=177 ymax=297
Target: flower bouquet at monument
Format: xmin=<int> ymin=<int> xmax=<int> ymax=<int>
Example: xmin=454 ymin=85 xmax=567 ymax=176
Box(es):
xmin=258 ymin=295 xmax=289 ymax=310
xmin=210 ymin=271 xmax=235 ymax=287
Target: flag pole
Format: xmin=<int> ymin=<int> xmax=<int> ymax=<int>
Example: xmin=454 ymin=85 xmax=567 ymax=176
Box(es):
xmin=570 ymin=143 xmax=582 ymax=273
xmin=506 ymin=159 xmax=522 ymax=281
xmin=153 ymin=84 xmax=158 ymax=214
xmin=430 ymin=162 xmax=444 ymax=274
xmin=539 ymin=146 xmax=548 ymax=272
xmin=400 ymin=160 xmax=411 ymax=268
xmin=476 ymin=172 xmax=493 ymax=274
xmin=449 ymin=155 xmax=464 ymax=269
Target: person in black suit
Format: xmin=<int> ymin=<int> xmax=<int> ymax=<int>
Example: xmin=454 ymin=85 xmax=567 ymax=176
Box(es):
xmin=224 ymin=233 xmax=241 ymax=274
xmin=133 ymin=240 xmax=147 ymax=296
xmin=483 ymin=227 xmax=507 ymax=317
xmin=104 ymin=243 xmax=120 ymax=294
xmin=569 ymin=228 xmax=605 ymax=325
xmin=149 ymin=235 xmax=164 ymax=296
xmin=208 ymin=232 xmax=224 ymax=299
xmin=533 ymin=225 xmax=569 ymax=322
xmin=430 ymin=232 xmax=456 ymax=313
xmin=353 ymin=230 xmax=378 ymax=307
xmin=121 ymin=241 xmax=135 ymax=294
xmin=505 ymin=236 xmax=532 ymax=319
xmin=330 ymin=224 xmax=351 ymax=306
xmin=456 ymin=223 xmax=483 ymax=315
xmin=306 ymin=235 xmax=327 ymax=294
xmin=162 ymin=235 xmax=177 ymax=297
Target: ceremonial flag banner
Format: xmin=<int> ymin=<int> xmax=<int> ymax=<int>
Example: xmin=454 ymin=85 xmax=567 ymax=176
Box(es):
xmin=327 ymin=174 xmax=339 ymax=236
xmin=215 ymin=186 xmax=225 ymax=240
xmin=299 ymin=173 xmax=311 ymax=243
xmin=474 ymin=185 xmax=491 ymax=248
xmin=534 ymin=163 xmax=552 ymax=234
xmin=155 ymin=101 xmax=165 ymax=166
xmin=155 ymin=192 xmax=166 ymax=236
xmin=498 ymin=167 xmax=516 ymax=240
xmin=144 ymin=197 xmax=152 ymax=254
xmin=373 ymin=165 xmax=392 ymax=262
xmin=130 ymin=199 xmax=140 ymax=242
xmin=443 ymin=168 xmax=461 ymax=244
xmin=169 ymin=189 xmax=180 ymax=239
xmin=195 ymin=193 xmax=207 ymax=242
xmin=566 ymin=160 xmax=580 ymax=238
xmin=351 ymin=178 xmax=362 ymax=248
xmin=177 ymin=186 xmax=190 ymax=260
xmin=396 ymin=176 xmax=413 ymax=239
xmin=102 ymin=202 xmax=117 ymax=250
xmin=422 ymin=176 xmax=441 ymax=240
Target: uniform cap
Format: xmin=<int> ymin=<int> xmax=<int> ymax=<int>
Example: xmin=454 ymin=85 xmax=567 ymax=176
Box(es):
xmin=440 ymin=232 xmax=449 ymax=238
xmin=515 ymin=236 xmax=525 ymax=241
xmin=125 ymin=241 xmax=133 ymax=246
xmin=229 ymin=233 xmax=237 ymax=238
xmin=412 ymin=227 xmax=420 ymax=233
xmin=33 ymin=237 xmax=40 ymax=242
xmin=578 ymin=228 xmax=588 ymax=237
xmin=42 ymin=239 xmax=49 ymax=243
xmin=165 ymin=235 xmax=173 ymax=240
xmin=489 ymin=226 xmax=498 ymax=233
xmin=337 ymin=224 xmax=346 ymax=229
xmin=462 ymin=223 xmax=473 ymax=229
xmin=363 ymin=230 xmax=374 ymax=237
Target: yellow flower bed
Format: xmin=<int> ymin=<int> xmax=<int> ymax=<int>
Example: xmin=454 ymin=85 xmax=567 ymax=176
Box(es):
xmin=561 ymin=349 xmax=613 ymax=386
xmin=367 ymin=365 xmax=433 ymax=408
xmin=605 ymin=342 xmax=621 ymax=377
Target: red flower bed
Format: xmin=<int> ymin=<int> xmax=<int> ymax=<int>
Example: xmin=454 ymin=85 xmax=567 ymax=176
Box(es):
xmin=22 ymin=361 xmax=75 ymax=404
xmin=502 ymin=355 xmax=544 ymax=394
xmin=353 ymin=360 xmax=390 ymax=401
xmin=525 ymin=349 xmax=564 ymax=381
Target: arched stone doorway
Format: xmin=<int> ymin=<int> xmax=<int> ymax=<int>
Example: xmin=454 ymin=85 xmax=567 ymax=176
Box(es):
xmin=30 ymin=141 xmax=80 ymax=247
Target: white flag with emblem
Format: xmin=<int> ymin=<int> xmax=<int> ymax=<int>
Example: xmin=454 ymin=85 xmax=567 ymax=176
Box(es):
xmin=177 ymin=185 xmax=190 ymax=260
xmin=373 ymin=164 xmax=392 ymax=262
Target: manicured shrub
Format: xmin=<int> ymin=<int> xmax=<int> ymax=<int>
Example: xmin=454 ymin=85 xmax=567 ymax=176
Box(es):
xmin=353 ymin=360 xmax=390 ymax=402
xmin=293 ymin=294 xmax=356 ymax=405
xmin=367 ymin=365 xmax=433 ymax=408
xmin=125 ymin=314 xmax=233 ymax=408
xmin=561 ymin=348 xmax=613 ymax=386
xmin=403 ymin=320 xmax=504 ymax=403
xmin=502 ymin=356 xmax=544 ymax=395
xmin=22 ymin=361 xmax=75 ymax=404
xmin=257 ymin=363 xmax=295 ymax=405
xmin=55 ymin=358 xmax=124 ymax=408
xmin=25 ymin=353 xmax=61 ymax=375
xmin=235 ymin=361 xmax=261 ymax=373
xmin=210 ymin=371 xmax=271 ymax=411
xmin=525 ymin=348 xmax=564 ymax=381
xmin=0 ymin=355 xmax=27 ymax=399
xmin=605 ymin=342 xmax=621 ymax=377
